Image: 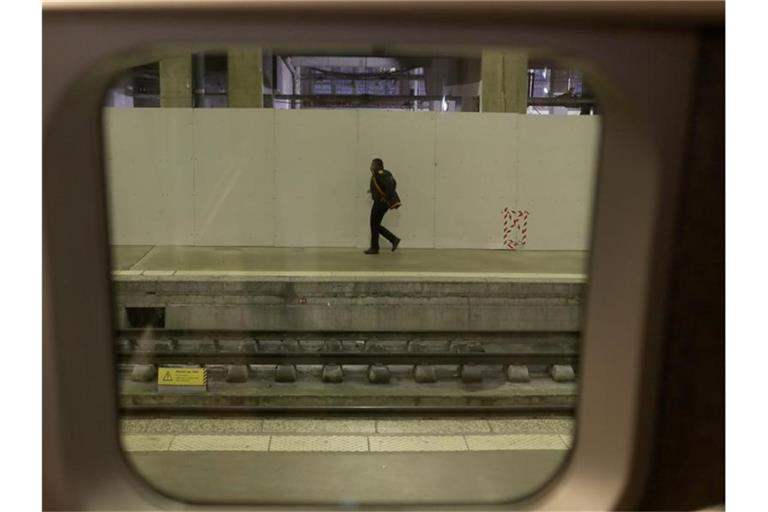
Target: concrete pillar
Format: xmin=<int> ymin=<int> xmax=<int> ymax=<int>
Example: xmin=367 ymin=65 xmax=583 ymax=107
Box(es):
xmin=159 ymin=56 xmax=193 ymax=107
xmin=228 ymin=49 xmax=264 ymax=108
xmin=481 ymin=50 xmax=528 ymax=113
xmin=458 ymin=58 xmax=481 ymax=112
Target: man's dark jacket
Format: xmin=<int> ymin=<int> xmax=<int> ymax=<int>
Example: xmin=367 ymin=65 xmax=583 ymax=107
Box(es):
xmin=370 ymin=169 xmax=398 ymax=203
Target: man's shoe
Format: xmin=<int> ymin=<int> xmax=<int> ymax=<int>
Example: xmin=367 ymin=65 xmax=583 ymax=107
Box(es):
xmin=392 ymin=238 xmax=400 ymax=252
xmin=364 ymin=248 xmax=379 ymax=255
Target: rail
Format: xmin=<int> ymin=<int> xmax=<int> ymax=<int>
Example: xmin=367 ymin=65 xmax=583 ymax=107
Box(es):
xmin=116 ymin=329 xmax=579 ymax=366
xmin=121 ymin=404 xmax=576 ymax=417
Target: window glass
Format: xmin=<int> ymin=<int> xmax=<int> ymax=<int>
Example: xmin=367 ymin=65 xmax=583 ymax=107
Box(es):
xmin=105 ymin=45 xmax=600 ymax=505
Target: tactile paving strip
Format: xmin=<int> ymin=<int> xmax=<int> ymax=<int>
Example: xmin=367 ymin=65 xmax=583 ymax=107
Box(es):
xmin=376 ymin=419 xmax=491 ymax=435
xmin=169 ymin=435 xmax=270 ymax=451
xmin=262 ymin=419 xmax=376 ymax=434
xmin=268 ymin=435 xmax=369 ymax=452
xmin=121 ymin=435 xmax=174 ymax=452
xmin=122 ymin=418 xmax=263 ymax=435
xmin=488 ymin=418 xmax=574 ymax=434
xmin=368 ymin=436 xmax=468 ymax=452
xmin=465 ymin=434 xmax=567 ymax=451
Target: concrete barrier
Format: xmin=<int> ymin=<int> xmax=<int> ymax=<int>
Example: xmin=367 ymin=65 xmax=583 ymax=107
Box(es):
xmin=114 ymin=278 xmax=584 ymax=332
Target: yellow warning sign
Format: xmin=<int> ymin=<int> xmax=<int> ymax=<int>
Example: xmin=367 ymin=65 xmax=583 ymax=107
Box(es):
xmin=158 ymin=367 xmax=207 ymax=387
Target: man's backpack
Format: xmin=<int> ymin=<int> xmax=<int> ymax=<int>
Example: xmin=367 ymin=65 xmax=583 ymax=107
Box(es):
xmin=372 ymin=171 xmax=402 ymax=210
xmin=386 ymin=190 xmax=402 ymax=210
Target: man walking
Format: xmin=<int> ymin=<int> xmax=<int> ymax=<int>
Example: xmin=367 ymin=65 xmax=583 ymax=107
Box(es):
xmin=365 ymin=158 xmax=401 ymax=255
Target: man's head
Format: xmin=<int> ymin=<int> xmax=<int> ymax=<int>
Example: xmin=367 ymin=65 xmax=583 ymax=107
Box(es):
xmin=370 ymin=158 xmax=384 ymax=173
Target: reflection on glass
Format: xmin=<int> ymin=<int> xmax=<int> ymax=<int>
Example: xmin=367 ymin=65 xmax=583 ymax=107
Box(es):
xmin=106 ymin=45 xmax=600 ymax=505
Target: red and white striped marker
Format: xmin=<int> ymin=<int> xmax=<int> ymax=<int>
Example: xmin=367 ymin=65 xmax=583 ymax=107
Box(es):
xmin=502 ymin=208 xmax=529 ymax=250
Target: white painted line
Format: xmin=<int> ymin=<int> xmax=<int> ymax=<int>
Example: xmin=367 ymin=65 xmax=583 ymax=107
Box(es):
xmin=125 ymin=270 xmax=586 ymax=283
xmin=112 ymin=270 xmax=143 ymax=277
xmin=141 ymin=270 xmax=176 ymax=276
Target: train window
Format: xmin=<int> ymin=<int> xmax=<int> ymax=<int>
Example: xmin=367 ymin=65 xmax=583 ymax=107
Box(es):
xmin=104 ymin=45 xmax=601 ymax=505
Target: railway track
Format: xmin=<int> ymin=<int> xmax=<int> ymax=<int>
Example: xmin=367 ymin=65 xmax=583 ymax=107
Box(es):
xmin=117 ymin=329 xmax=580 ymax=416
xmin=116 ymin=329 xmax=579 ymax=366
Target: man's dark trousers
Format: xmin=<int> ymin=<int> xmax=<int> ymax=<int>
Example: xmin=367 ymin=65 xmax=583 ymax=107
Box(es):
xmin=370 ymin=200 xmax=397 ymax=250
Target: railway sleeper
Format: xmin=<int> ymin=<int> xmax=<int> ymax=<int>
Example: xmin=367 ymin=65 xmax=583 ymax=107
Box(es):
xmin=131 ymin=364 xmax=157 ymax=382
xmin=239 ymin=341 xmax=257 ymax=353
xmin=413 ymin=364 xmax=438 ymax=383
xmin=153 ymin=339 xmax=177 ymax=352
xmin=550 ymin=364 xmax=576 ymax=382
xmin=368 ymin=364 xmax=391 ymax=383
xmin=460 ymin=364 xmax=483 ymax=383
xmin=225 ymin=364 xmax=250 ymax=383
xmin=197 ymin=339 xmax=219 ymax=352
xmin=117 ymin=339 xmax=136 ymax=352
xmin=321 ymin=363 xmax=344 ymax=383
xmin=275 ymin=363 xmax=297 ymax=383
xmin=506 ymin=364 xmax=531 ymax=383
xmin=126 ymin=362 xmax=577 ymax=385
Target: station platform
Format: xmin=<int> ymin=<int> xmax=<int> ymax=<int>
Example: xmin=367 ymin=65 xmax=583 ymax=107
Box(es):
xmin=121 ymin=416 xmax=572 ymax=504
xmin=112 ymin=245 xmax=588 ymax=282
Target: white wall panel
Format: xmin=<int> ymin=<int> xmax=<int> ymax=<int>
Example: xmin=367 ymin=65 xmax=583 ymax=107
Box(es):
xmin=434 ymin=113 xmax=518 ymax=248
xmin=273 ymin=110 xmax=358 ymax=247
xmin=104 ymin=109 xmax=195 ymax=245
xmin=104 ymin=109 xmax=600 ymax=251
xmin=192 ymin=109 xmax=275 ymax=246
xmin=356 ymin=111 xmax=437 ymax=248
xmin=517 ymin=116 xmax=601 ymax=250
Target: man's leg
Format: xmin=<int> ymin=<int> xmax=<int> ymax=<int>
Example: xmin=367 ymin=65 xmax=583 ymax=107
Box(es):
xmin=376 ymin=207 xmax=399 ymax=249
xmin=369 ymin=202 xmax=387 ymax=250
xmin=378 ymin=223 xmax=398 ymax=246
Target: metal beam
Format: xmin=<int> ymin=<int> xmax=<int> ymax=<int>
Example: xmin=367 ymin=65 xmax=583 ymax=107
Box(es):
xmin=272 ymin=94 xmax=595 ymax=105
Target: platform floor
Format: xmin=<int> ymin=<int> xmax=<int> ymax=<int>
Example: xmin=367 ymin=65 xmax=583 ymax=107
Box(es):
xmin=121 ymin=416 xmax=573 ymax=452
xmin=122 ymin=416 xmax=572 ymax=504
xmin=127 ymin=450 xmax=565 ymax=505
xmin=112 ymin=245 xmax=588 ymax=281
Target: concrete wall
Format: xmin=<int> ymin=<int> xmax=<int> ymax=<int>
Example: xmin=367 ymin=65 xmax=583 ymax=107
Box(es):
xmin=103 ymin=108 xmax=600 ymax=250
